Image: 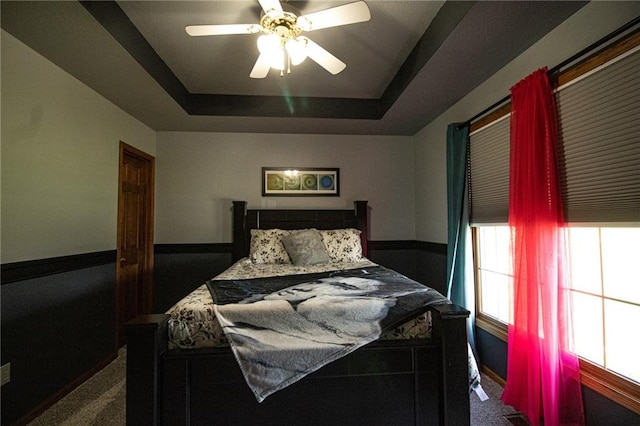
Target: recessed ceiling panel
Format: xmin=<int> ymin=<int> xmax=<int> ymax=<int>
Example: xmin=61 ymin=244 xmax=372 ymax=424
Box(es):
xmin=1 ymin=0 xmax=592 ymax=134
xmin=117 ymin=1 xmax=443 ymax=98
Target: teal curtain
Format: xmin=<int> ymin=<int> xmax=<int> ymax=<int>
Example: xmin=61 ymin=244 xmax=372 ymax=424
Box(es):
xmin=446 ymin=122 xmax=477 ymax=355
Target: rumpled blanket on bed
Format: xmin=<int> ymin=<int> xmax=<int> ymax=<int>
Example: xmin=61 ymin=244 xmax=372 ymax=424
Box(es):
xmin=207 ymin=265 xmax=448 ymax=402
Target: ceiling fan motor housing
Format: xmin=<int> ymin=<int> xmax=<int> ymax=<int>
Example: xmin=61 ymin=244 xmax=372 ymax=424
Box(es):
xmin=260 ymin=10 xmax=303 ymax=39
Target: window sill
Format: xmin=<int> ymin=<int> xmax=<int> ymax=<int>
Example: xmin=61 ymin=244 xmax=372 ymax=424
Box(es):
xmin=476 ymin=314 xmax=507 ymax=342
xmin=475 ymin=313 xmax=640 ymax=415
xmin=579 ymin=359 xmax=640 ymax=414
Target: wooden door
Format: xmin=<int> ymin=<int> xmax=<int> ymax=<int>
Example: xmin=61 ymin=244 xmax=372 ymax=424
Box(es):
xmin=116 ymin=142 xmax=154 ymax=347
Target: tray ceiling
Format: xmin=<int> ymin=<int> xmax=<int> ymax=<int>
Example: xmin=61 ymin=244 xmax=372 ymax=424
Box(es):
xmin=1 ymin=1 xmax=587 ymax=135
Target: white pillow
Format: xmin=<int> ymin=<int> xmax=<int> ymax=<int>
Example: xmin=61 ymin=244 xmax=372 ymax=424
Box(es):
xmin=319 ymin=228 xmax=363 ymax=263
xmin=249 ymin=229 xmax=292 ymax=264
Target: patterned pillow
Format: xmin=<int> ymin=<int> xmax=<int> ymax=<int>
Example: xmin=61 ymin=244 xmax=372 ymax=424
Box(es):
xmin=249 ymin=229 xmax=292 ymax=264
xmin=319 ymin=228 xmax=363 ymax=262
xmin=282 ymin=229 xmax=331 ymax=266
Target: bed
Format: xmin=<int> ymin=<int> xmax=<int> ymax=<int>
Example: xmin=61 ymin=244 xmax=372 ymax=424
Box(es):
xmin=125 ymin=201 xmax=471 ymax=425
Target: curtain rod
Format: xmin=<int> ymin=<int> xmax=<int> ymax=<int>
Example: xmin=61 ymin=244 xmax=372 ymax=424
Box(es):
xmin=458 ymin=15 xmax=640 ymax=130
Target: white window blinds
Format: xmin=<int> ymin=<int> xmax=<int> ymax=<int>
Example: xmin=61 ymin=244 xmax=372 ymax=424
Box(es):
xmin=469 ymin=42 xmax=640 ymax=224
xmin=556 ymin=47 xmax=640 ymax=223
xmin=469 ymin=116 xmax=510 ymax=224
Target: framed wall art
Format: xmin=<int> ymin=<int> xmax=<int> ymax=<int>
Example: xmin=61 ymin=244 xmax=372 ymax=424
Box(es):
xmin=262 ymin=167 xmax=339 ymax=196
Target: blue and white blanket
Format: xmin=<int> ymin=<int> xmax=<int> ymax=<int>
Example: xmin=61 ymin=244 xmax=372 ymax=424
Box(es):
xmin=207 ymin=265 xmax=449 ymax=402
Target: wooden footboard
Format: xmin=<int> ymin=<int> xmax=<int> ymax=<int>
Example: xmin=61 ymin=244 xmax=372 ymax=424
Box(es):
xmin=125 ymin=304 xmax=469 ymax=425
xmin=125 ymin=314 xmax=168 ymax=425
xmin=430 ymin=303 xmax=471 ymax=425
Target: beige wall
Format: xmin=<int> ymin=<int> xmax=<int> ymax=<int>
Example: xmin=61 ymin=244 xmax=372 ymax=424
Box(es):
xmin=155 ymin=131 xmax=415 ymax=243
xmin=1 ymin=31 xmax=156 ymax=263
xmin=413 ymin=1 xmax=640 ymax=244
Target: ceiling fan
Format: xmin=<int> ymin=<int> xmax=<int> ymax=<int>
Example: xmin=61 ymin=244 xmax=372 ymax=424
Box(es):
xmin=185 ymin=0 xmax=371 ymax=78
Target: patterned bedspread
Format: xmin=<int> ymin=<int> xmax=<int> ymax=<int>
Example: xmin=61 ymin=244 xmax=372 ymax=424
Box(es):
xmin=167 ymin=259 xmax=433 ymax=349
xmin=207 ymin=265 xmax=449 ymax=402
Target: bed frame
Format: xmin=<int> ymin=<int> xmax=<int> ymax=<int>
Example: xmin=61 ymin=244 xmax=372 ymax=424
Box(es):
xmin=126 ymin=201 xmax=470 ymax=425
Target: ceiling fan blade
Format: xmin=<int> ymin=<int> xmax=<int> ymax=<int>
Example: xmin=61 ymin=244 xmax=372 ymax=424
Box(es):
xmin=250 ymin=54 xmax=271 ymax=79
xmin=185 ymin=24 xmax=256 ymax=36
xmin=258 ymin=0 xmax=282 ymax=14
xmin=299 ymin=1 xmax=371 ymax=32
xmin=304 ymin=38 xmax=346 ymax=75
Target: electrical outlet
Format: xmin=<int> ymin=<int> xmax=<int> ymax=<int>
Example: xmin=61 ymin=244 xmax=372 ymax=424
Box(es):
xmin=1 ymin=363 xmax=10 ymax=386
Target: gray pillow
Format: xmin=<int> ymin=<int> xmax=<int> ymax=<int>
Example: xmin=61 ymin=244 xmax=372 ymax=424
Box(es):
xmin=282 ymin=229 xmax=331 ymax=266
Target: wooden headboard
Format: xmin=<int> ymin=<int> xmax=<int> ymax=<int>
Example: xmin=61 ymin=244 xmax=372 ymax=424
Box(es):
xmin=232 ymin=201 xmax=368 ymax=262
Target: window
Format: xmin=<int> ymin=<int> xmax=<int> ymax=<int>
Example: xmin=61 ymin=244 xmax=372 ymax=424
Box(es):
xmin=470 ymin=28 xmax=640 ymax=413
xmin=476 ymin=225 xmax=640 ymax=385
xmin=476 ymin=226 xmax=512 ymax=325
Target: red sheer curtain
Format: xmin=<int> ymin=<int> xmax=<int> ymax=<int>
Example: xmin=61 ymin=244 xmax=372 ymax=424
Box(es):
xmin=501 ymin=68 xmax=584 ymax=426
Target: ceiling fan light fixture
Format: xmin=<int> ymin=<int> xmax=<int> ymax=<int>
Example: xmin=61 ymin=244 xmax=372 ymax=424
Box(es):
xmin=286 ymin=38 xmax=308 ymax=66
xmin=186 ymin=1 xmax=372 ymax=78
xmin=257 ymin=33 xmax=280 ymax=54
xmin=257 ymin=34 xmax=286 ymax=70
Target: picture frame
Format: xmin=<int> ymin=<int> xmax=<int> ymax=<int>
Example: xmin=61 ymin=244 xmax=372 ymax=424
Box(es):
xmin=262 ymin=167 xmax=339 ymax=196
